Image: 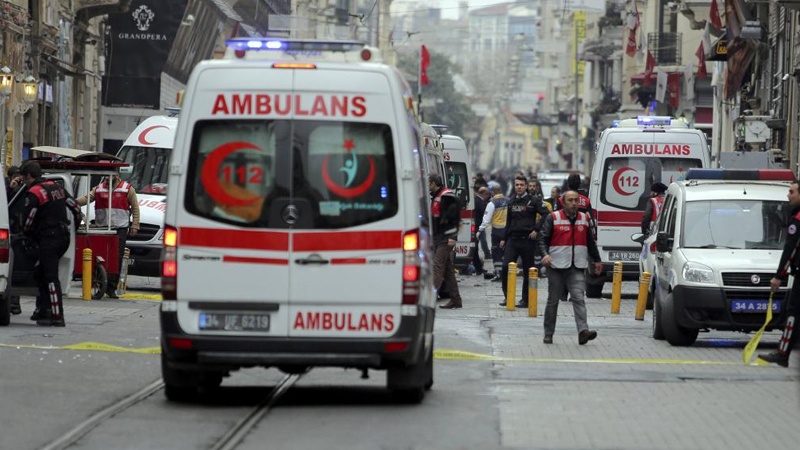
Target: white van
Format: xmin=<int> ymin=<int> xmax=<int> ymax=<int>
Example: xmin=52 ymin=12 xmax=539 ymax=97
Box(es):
xmin=115 ymin=115 xmax=177 ymax=277
xmin=0 ymin=177 xmax=12 ymax=325
xmin=650 ymin=169 xmax=793 ymax=346
xmin=440 ymin=134 xmax=474 ymax=269
xmin=160 ymin=39 xmax=436 ymax=403
xmin=587 ymin=116 xmax=711 ymax=296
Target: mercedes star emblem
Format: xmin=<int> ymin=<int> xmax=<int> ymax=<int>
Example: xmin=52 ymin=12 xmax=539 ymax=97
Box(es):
xmin=282 ymin=205 xmax=300 ymax=224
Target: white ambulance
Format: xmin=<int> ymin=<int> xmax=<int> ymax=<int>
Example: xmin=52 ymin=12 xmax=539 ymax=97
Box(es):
xmin=587 ymin=116 xmax=711 ymax=297
xmin=440 ymin=134 xmax=474 ymax=269
xmin=160 ymin=39 xmax=435 ymax=403
xmin=114 ymin=115 xmax=177 ymax=277
xmin=650 ymin=169 xmax=793 ymax=346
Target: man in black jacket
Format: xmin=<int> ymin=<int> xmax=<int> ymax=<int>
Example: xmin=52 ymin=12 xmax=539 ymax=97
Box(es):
xmin=499 ymin=175 xmax=550 ymax=307
xmin=759 ymin=180 xmax=800 ymax=367
xmin=429 ymin=174 xmax=463 ymax=309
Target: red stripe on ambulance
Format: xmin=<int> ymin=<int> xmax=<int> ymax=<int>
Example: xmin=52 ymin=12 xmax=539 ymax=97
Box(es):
xmin=293 ymin=230 xmax=402 ymax=251
xmin=596 ymin=210 xmax=642 ymax=226
xmin=223 ymin=255 xmax=289 ymax=265
xmin=211 ymin=94 xmax=367 ymax=117
xmin=293 ymin=311 xmax=396 ymax=332
xmin=180 ymin=227 xmax=289 ymax=251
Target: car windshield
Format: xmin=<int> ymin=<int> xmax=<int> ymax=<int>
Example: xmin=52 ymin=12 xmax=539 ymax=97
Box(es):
xmin=116 ymin=146 xmax=171 ymax=195
xmin=682 ymin=199 xmax=787 ymax=249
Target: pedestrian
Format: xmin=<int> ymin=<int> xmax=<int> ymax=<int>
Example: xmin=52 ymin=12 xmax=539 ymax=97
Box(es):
xmin=429 ymin=174 xmax=463 ymax=309
xmin=557 ymin=172 xmax=595 ymax=229
xmin=479 ymin=183 xmax=508 ymax=281
xmin=6 ymin=165 xmax=23 ymax=200
xmin=471 ymin=185 xmax=491 ymax=276
xmin=77 ymin=172 xmax=140 ymax=298
xmin=641 ymin=182 xmax=668 ymax=236
xmin=759 ymin=180 xmax=800 ymax=367
xmin=19 ymin=161 xmax=82 ymax=326
xmin=539 ymin=190 xmax=603 ymax=344
xmin=498 ymin=175 xmax=550 ymax=307
xmin=545 ymin=186 xmax=560 ymax=212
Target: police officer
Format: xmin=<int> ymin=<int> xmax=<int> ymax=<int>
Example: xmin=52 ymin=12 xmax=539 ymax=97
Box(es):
xmin=19 ymin=161 xmax=82 ymax=326
xmin=759 ymin=179 xmax=800 ymax=367
xmin=499 ymin=175 xmax=550 ymax=307
xmin=539 ymin=190 xmax=603 ymax=345
xmin=479 ymin=183 xmax=508 ymax=281
xmin=641 ymin=182 xmax=668 ymax=235
xmin=429 ymin=174 xmax=463 ymax=309
xmin=78 ymin=173 xmax=139 ymax=298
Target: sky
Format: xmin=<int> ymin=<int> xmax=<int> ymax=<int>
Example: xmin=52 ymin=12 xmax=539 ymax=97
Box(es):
xmin=436 ymin=0 xmax=510 ymax=20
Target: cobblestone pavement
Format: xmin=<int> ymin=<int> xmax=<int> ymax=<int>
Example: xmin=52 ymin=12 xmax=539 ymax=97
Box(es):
xmin=439 ymin=271 xmax=800 ymax=450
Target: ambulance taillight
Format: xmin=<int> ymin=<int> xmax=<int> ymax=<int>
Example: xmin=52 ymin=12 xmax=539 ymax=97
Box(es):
xmin=0 ymin=229 xmax=8 ymax=263
xmin=162 ymin=225 xmax=178 ymax=300
xmin=402 ymin=229 xmax=421 ymax=305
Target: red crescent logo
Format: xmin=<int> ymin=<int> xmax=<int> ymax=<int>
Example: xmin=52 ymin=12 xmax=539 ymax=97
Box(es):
xmin=200 ymin=142 xmax=263 ymax=207
xmin=321 ymin=156 xmax=376 ymax=198
xmin=138 ymin=125 xmax=169 ymax=145
xmin=612 ymin=167 xmax=637 ymax=196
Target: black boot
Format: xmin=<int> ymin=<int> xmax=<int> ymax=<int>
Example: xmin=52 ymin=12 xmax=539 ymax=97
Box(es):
xmin=759 ymin=315 xmax=796 ymax=367
xmin=9 ymin=296 xmax=21 ymax=315
xmin=758 ymin=351 xmax=789 ymax=367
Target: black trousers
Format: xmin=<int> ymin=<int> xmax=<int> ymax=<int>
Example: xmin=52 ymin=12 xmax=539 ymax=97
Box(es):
xmin=108 ymin=227 xmax=128 ymax=291
xmin=34 ymin=232 xmax=70 ymax=318
xmin=501 ymin=237 xmax=537 ymax=302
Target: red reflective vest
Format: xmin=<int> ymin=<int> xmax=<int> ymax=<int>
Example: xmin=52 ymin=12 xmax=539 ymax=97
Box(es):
xmin=649 ymin=195 xmax=665 ymax=221
xmin=95 ymin=180 xmax=131 ymax=228
xmin=548 ymin=209 xmax=592 ymax=269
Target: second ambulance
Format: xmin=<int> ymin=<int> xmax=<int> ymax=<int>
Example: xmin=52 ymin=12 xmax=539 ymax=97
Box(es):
xmin=159 ymin=39 xmax=436 ymax=403
xmin=587 ymin=116 xmax=711 ymax=297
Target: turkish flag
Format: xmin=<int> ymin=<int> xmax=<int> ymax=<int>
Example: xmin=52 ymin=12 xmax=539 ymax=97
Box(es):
xmin=668 ymin=73 xmax=681 ymax=108
xmin=625 ymin=1 xmax=639 ymax=58
xmin=709 ymin=0 xmax=723 ymax=30
xmin=696 ymin=43 xmax=708 ymax=79
xmin=420 ymin=45 xmax=430 ymax=85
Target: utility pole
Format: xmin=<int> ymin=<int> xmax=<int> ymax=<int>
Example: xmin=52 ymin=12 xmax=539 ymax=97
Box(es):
xmin=574 ymin=11 xmax=580 ymax=172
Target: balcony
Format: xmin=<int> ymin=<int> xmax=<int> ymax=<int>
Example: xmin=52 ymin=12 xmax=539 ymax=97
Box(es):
xmin=648 ymin=32 xmax=682 ymax=66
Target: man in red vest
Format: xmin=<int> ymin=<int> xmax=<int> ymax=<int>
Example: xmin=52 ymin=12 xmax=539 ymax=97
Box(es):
xmin=539 ymin=190 xmax=603 ymax=345
xmin=78 ymin=173 xmax=140 ymax=298
xmin=429 ymin=174 xmax=463 ymax=309
xmin=641 ymin=182 xmax=668 ymax=236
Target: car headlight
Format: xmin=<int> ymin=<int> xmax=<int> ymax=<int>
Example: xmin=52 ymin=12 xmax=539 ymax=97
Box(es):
xmin=682 ymin=262 xmax=714 ymax=284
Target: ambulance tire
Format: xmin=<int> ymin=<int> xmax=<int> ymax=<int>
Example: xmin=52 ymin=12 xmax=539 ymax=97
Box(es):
xmin=661 ymin=293 xmax=698 ymax=346
xmin=0 ymin=293 xmax=10 ymax=326
xmin=652 ymin=292 xmax=665 ymax=340
xmin=387 ymin=359 xmax=429 ymax=403
xmin=91 ymin=264 xmax=107 ymax=300
xmin=161 ymin=354 xmax=199 ymax=403
xmin=424 ymin=338 xmax=434 ymax=391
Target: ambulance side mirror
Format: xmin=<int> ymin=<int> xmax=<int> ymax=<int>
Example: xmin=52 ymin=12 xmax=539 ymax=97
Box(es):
xmin=655 ymin=232 xmax=672 ymax=253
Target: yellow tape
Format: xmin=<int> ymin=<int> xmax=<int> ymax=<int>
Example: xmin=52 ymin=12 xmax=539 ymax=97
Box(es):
xmin=119 ymin=293 xmax=162 ymax=301
xmin=0 ymin=342 xmax=161 ymax=354
xmin=435 ymin=348 xmax=737 ymax=365
xmin=742 ymin=292 xmax=773 ymax=365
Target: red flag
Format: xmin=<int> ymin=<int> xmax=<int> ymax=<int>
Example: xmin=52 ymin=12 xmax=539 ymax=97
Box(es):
xmin=709 ymin=0 xmax=723 ymax=30
xmin=625 ymin=1 xmax=639 ymax=58
xmin=696 ymin=43 xmax=707 ymax=79
xmin=420 ymin=45 xmax=430 ymax=86
xmin=643 ymin=50 xmax=656 ymax=86
xmin=668 ymin=73 xmax=681 ymax=108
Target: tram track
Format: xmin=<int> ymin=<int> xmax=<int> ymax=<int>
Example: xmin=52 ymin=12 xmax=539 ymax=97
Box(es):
xmin=38 ymin=373 xmax=304 ymax=450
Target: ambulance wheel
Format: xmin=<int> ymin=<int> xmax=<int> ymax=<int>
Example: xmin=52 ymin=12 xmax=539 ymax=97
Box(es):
xmin=387 ymin=362 xmax=428 ymax=404
xmin=91 ymin=264 xmax=107 ymax=300
xmin=652 ymin=293 xmax=665 ymax=340
xmin=424 ymin=339 xmax=434 ymax=391
xmin=161 ymin=354 xmax=198 ymax=403
xmin=0 ymin=294 xmax=10 ymax=326
xmin=661 ymin=293 xmax=698 ymax=346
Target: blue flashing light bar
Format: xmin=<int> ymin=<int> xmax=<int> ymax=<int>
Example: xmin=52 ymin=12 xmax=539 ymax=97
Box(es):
xmin=636 ymin=116 xmax=672 ymax=126
xmin=226 ymin=38 xmax=364 ymax=52
xmin=686 ymin=168 xmax=796 ymax=181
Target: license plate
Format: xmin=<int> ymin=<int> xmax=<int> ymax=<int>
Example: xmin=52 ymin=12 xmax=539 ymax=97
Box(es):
xmin=455 ymin=243 xmax=472 ymax=257
xmin=199 ymin=313 xmax=271 ymax=331
xmin=731 ymin=300 xmax=781 ymax=313
xmin=608 ymin=251 xmax=640 ymax=261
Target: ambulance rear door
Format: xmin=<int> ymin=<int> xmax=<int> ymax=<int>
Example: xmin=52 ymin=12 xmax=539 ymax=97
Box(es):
xmin=441 ymin=135 xmax=473 ymax=266
xmin=287 ymin=67 xmax=406 ymax=338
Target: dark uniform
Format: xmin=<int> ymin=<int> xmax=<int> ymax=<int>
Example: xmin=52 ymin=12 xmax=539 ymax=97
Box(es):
xmin=22 ymin=171 xmax=81 ymax=326
xmin=500 ymin=192 xmax=549 ymax=307
xmin=430 ymin=175 xmax=462 ymax=309
xmin=471 ymin=190 xmax=489 ymax=275
xmin=759 ymin=203 xmax=800 ymax=366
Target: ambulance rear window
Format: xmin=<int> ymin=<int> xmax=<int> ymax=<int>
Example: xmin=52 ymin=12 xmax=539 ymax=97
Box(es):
xmin=185 ymin=120 xmax=398 ymax=228
xmin=444 ymin=161 xmax=469 ymax=209
xmin=600 ymin=157 xmax=702 ymax=210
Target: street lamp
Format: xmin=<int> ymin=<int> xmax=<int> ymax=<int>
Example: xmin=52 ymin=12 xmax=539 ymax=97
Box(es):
xmin=13 ymin=75 xmax=37 ymax=115
xmin=0 ymin=66 xmax=13 ymax=98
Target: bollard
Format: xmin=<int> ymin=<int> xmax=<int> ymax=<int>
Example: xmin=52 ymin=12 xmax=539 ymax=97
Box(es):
xmin=118 ymin=248 xmax=131 ymax=295
xmin=82 ymin=248 xmax=92 ymax=301
xmin=505 ymin=262 xmax=517 ymax=311
xmin=635 ymin=272 xmax=652 ymax=320
xmin=610 ymin=261 xmax=623 ymax=314
xmin=528 ymin=267 xmax=538 ymax=317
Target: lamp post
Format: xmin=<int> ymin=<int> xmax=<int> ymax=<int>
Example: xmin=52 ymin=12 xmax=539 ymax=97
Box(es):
xmin=7 ymin=75 xmax=38 ymax=168
xmin=0 ymin=66 xmax=15 ymax=173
